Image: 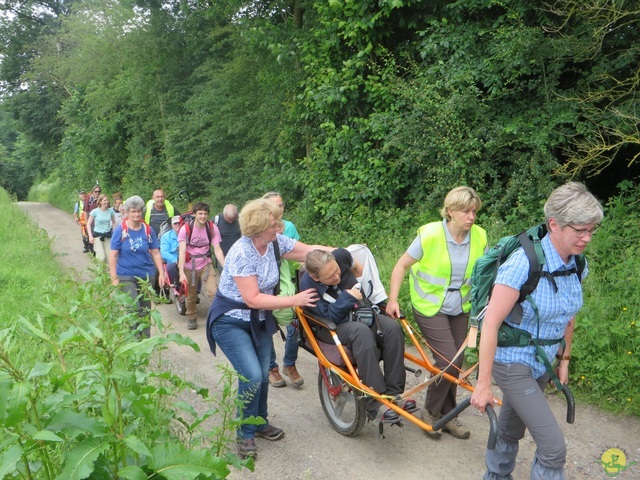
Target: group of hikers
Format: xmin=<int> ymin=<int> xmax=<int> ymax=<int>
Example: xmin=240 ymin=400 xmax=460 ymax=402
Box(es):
xmin=73 ymin=181 xmax=604 ymax=480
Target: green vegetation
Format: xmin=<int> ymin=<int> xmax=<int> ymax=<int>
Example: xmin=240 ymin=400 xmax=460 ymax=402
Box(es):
xmin=0 ymin=189 xmax=253 ymax=478
xmin=573 ymin=181 xmax=640 ymax=415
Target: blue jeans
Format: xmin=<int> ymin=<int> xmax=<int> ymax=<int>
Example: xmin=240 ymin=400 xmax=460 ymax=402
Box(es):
xmin=211 ymin=314 xmax=273 ymax=439
xmin=269 ymin=322 xmax=299 ymax=369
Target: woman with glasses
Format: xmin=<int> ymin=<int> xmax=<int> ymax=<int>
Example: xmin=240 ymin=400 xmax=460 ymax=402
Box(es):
xmin=471 ymin=182 xmax=603 ymax=480
xmin=109 ymin=195 xmax=165 ymax=338
xmin=84 ymin=186 xmax=102 ymax=215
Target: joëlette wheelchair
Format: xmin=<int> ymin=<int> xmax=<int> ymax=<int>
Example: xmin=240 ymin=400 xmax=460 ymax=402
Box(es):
xmin=293 ymin=304 xmax=498 ymax=446
xmin=292 ymin=244 xmax=499 ymax=444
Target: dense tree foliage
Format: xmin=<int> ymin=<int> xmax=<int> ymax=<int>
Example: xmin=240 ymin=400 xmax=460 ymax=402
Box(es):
xmin=0 ymin=0 xmax=638 ymax=219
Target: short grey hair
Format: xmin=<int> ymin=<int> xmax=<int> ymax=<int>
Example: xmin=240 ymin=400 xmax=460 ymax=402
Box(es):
xmin=305 ymin=250 xmax=336 ymax=278
xmin=123 ymin=195 xmax=145 ymax=212
xmin=544 ymin=182 xmax=604 ymax=227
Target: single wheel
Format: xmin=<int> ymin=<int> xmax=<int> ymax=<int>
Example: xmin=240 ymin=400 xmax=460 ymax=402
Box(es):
xmin=318 ymin=367 xmax=367 ymax=436
xmin=170 ymin=289 xmax=186 ymax=315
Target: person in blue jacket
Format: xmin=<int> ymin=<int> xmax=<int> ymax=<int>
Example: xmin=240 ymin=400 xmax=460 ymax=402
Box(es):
xmin=160 ymin=216 xmax=181 ymax=285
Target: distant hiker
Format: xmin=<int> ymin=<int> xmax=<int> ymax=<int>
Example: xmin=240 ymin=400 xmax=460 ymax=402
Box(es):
xmin=143 ymin=189 xmax=180 ymax=236
xmin=161 ymin=215 xmax=181 ymax=286
xmin=109 ymin=195 xmax=165 ymax=338
xmin=83 ymin=184 xmax=102 ymax=215
xmin=215 ymin=204 xmax=241 ymax=257
xmin=178 ymin=202 xmax=225 ymax=330
xmin=87 ymin=194 xmax=116 ymax=263
xmin=112 ymin=193 xmax=123 ymax=226
xmin=74 ymin=190 xmax=90 ymax=253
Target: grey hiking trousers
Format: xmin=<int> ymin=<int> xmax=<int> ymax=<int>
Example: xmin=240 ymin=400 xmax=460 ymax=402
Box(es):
xmin=484 ymin=362 xmax=566 ymax=480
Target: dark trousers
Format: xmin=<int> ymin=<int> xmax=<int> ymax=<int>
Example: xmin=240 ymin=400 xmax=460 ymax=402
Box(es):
xmin=413 ymin=309 xmax=468 ymax=416
xmin=321 ymin=314 xmax=406 ymax=412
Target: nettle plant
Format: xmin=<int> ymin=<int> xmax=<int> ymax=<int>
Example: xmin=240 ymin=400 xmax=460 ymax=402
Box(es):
xmin=0 ymin=275 xmax=254 ymax=479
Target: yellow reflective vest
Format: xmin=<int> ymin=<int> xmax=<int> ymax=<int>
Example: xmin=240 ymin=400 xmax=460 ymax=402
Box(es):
xmin=410 ymin=222 xmax=487 ymax=317
xmin=144 ymin=199 xmax=175 ymax=224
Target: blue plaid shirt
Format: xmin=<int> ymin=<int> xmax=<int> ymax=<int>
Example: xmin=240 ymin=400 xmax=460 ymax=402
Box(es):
xmin=494 ymin=234 xmax=587 ymax=378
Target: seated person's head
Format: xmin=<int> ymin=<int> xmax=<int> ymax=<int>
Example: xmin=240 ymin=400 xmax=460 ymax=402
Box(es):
xmin=306 ymin=250 xmax=341 ymax=286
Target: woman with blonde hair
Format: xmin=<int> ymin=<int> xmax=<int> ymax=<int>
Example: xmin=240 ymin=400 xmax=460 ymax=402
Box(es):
xmin=387 ymin=186 xmax=487 ymax=439
xmin=206 ymin=198 xmax=330 ymax=459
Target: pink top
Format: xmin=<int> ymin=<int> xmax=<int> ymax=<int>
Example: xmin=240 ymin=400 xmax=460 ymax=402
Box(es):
xmin=178 ymin=221 xmax=221 ymax=271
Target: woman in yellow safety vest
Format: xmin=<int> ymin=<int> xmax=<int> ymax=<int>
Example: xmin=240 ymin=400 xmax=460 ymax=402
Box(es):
xmin=387 ymin=186 xmax=487 ymax=440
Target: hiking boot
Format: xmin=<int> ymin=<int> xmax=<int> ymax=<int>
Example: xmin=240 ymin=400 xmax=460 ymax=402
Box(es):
xmin=268 ymin=367 xmax=286 ymax=387
xmin=442 ymin=417 xmax=470 ymax=439
xmin=395 ymin=398 xmax=418 ymax=413
xmin=255 ymin=424 xmax=285 ymax=441
xmin=368 ymin=404 xmax=400 ymax=425
xmin=187 ymin=318 xmax=197 ymax=330
xmin=420 ymin=409 xmax=442 ymax=438
xmin=236 ymin=438 xmax=257 ymax=459
xmin=282 ymin=365 xmax=304 ymax=387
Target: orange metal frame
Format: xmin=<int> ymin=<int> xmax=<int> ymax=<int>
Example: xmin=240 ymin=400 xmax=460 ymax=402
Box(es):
xmin=295 ymin=306 xmax=499 ymax=434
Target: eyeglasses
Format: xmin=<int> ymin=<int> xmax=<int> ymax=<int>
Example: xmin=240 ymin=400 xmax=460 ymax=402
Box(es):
xmin=566 ymin=224 xmax=600 ymax=238
xmin=94 ymin=190 xmax=101 ymax=193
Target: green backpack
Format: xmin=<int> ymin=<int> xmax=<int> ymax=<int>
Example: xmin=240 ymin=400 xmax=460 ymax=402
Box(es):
xmin=468 ymin=223 xmax=585 ymax=356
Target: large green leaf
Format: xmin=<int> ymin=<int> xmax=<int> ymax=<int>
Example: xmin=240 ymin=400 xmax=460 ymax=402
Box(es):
xmin=46 ymin=409 xmax=107 ymax=437
xmin=56 ymin=438 xmax=109 ymax=480
xmin=124 ymin=434 xmax=151 ymax=457
xmin=119 ymin=465 xmax=148 ymax=480
xmin=5 ymin=381 xmax=30 ymax=427
xmin=0 ymin=444 xmax=22 ymax=478
xmin=148 ymin=443 xmax=232 ymax=480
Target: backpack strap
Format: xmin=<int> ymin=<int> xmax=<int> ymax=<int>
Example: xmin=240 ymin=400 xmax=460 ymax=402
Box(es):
xmin=121 ymin=222 xmax=152 ymax=243
xmin=511 ymin=230 xmax=545 ymax=325
xmin=271 ymin=239 xmax=286 ymax=341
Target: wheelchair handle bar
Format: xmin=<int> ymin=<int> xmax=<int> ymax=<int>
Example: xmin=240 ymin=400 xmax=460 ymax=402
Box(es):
xmin=432 ymin=397 xmax=498 ymax=450
xmin=562 ymin=384 xmax=575 ymax=424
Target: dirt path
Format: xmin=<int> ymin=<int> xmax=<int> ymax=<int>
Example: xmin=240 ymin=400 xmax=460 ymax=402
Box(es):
xmin=18 ymin=201 xmax=640 ymax=480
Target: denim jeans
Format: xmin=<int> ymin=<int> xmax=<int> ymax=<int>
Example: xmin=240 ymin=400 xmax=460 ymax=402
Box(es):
xmin=269 ymin=322 xmax=299 ymax=369
xmin=211 ymin=314 xmax=273 ymax=439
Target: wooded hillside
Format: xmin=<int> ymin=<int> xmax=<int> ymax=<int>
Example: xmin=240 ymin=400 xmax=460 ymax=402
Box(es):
xmin=1 ymin=0 xmax=638 ymax=226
